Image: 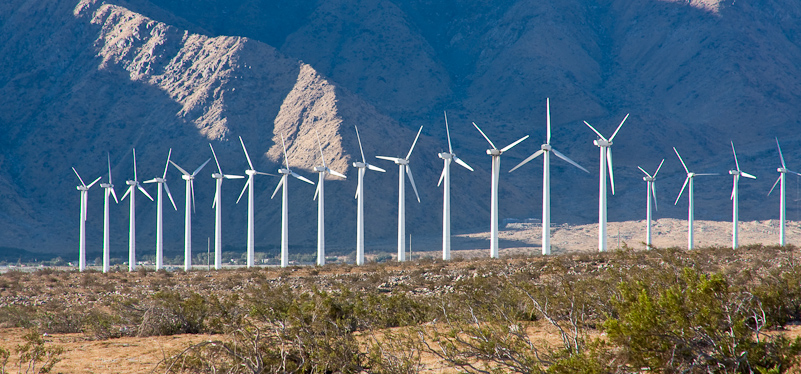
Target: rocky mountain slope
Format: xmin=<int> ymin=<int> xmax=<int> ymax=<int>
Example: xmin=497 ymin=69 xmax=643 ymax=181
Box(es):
xmin=2 ymin=0 xmax=801 ymax=256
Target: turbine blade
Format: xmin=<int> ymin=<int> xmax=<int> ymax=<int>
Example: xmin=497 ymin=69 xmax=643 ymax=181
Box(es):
xmin=224 ymin=174 xmax=245 ymax=179
xmin=191 ymin=180 xmax=196 ymax=213
xmin=546 ymin=98 xmax=551 ymax=144
xmin=583 ymin=121 xmax=607 ymax=141
xmin=376 ymin=156 xmax=402 ymax=163
xmin=355 ymin=126 xmax=366 ymax=163
xmin=509 ymin=149 xmax=544 ymax=173
xmin=789 ymin=170 xmax=801 ymax=177
xmin=236 ymin=177 xmax=250 ymax=204
xmin=271 ymin=176 xmax=285 ymax=199
xmin=212 ymin=186 xmax=219 ymax=209
xmin=742 ymin=172 xmax=757 ymax=179
xmin=653 ymin=159 xmax=665 ymax=178
xmin=164 ymin=182 xmax=177 ymax=210
xmin=777 ymin=137 xmax=787 ymax=169
xmin=72 ymin=167 xmax=87 ymax=187
xmin=453 ymin=156 xmax=474 ymax=172
xmin=87 ymin=176 xmax=102 ymax=189
xmin=768 ymin=176 xmax=781 ymax=196
xmin=609 ymin=113 xmax=629 ymax=141
xmin=315 ymin=130 xmax=326 ymax=168
xmin=473 ymin=122 xmax=497 ymax=150
xmin=652 ymin=182 xmax=658 ymax=211
xmin=138 ymin=184 xmax=154 ymax=201
xmin=280 ymin=134 xmax=290 ymax=169
xmin=500 ymin=135 xmax=529 ymax=153
xmin=239 ymin=136 xmax=255 ymax=170
xmin=291 ymin=171 xmax=315 ymax=185
xmin=143 ymin=178 xmax=158 ymax=184
xmin=254 ymin=171 xmax=278 ymax=177
xmin=133 ymin=148 xmax=138 ymax=182
xmin=170 ymin=160 xmax=190 ymax=176
xmin=163 ymin=148 xmax=172 ymax=179
xmin=675 ymin=177 xmax=690 ymax=205
xmin=444 ymin=111 xmax=453 ymax=153
xmin=731 ymin=141 xmax=740 ymax=171
xmin=192 ymin=158 xmax=211 ymax=176
xmin=673 ymin=147 xmax=689 ymax=174
xmin=731 ymin=180 xmax=736 ymax=201
xmin=552 ymin=148 xmax=589 ymax=173
xmin=107 ymin=153 xmax=113 ymax=185
xmin=406 ymin=166 xmax=421 ymax=203
xmin=438 ymin=165 xmax=446 ymax=187
xmin=638 ymin=166 xmax=652 ymax=178
xmin=695 ymin=173 xmax=719 ymax=176
xmin=209 ymin=143 xmax=223 ymax=174
xmin=121 ymin=186 xmax=132 ymax=201
xmin=406 ymin=126 xmax=423 ymax=160
xmin=355 ymin=182 xmax=359 ymax=199
xmin=313 ymin=182 xmax=320 ymax=201
xmin=329 ymin=169 xmax=347 ymax=179
xmin=607 ymin=149 xmax=615 ymax=195
xmin=111 ymin=187 xmax=119 ymax=204
xmin=367 ymin=163 xmax=387 ymax=173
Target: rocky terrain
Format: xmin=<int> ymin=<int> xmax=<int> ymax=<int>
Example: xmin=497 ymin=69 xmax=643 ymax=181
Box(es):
xmin=2 ymin=0 xmax=801 ymax=258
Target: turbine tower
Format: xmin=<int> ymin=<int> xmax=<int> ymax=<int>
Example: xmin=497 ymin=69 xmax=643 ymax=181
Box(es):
xmin=100 ymin=154 xmax=119 ymax=273
xmin=584 ymin=114 xmax=629 ymax=252
xmin=438 ymin=112 xmax=474 ymax=260
xmin=729 ymin=141 xmax=756 ymax=249
xmin=120 ymin=148 xmax=153 ymax=272
xmin=144 ymin=149 xmax=177 ymax=270
xmin=510 ymin=99 xmax=588 ymax=255
xmin=313 ymin=131 xmax=347 ymax=266
xmin=768 ymin=138 xmax=801 ymax=246
xmin=376 ymin=126 xmax=423 ymax=262
xmin=272 ymin=134 xmax=315 ymax=267
xmin=170 ymin=157 xmax=212 ymax=271
xmin=236 ymin=136 xmax=276 ymax=268
xmin=637 ymin=159 xmax=664 ymax=249
xmin=353 ymin=126 xmax=386 ymax=265
xmin=472 ymin=123 xmax=528 ymax=258
xmin=209 ymin=144 xmax=244 ymax=270
xmin=72 ymin=168 xmax=101 ymax=272
xmin=673 ymin=147 xmax=717 ymax=250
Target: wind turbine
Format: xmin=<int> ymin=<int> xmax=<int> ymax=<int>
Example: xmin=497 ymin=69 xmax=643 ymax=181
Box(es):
xmin=438 ymin=112 xmax=474 ymax=260
xmin=473 ymin=123 xmax=528 ymax=258
xmin=584 ymin=114 xmax=629 ymax=252
xmin=144 ymin=149 xmax=178 ymax=270
xmin=100 ymin=154 xmax=119 ymax=273
xmin=510 ymin=98 xmax=588 ymax=255
xmin=768 ymin=138 xmax=801 ymax=246
xmin=376 ymin=126 xmax=424 ymax=262
xmin=120 ymin=148 xmax=153 ymax=272
xmin=673 ymin=147 xmax=717 ymax=250
xmin=353 ymin=126 xmax=386 ymax=265
xmin=72 ymin=167 xmax=101 ymax=272
xmin=637 ymin=159 xmax=664 ymax=249
xmin=209 ymin=144 xmax=244 ymax=270
xmin=272 ymin=134 xmax=315 ymax=268
xmin=170 ymin=157 xmax=211 ymax=271
xmin=729 ymin=141 xmax=756 ymax=249
xmin=236 ymin=136 xmax=276 ymax=268
xmin=313 ymin=131 xmax=347 ymax=266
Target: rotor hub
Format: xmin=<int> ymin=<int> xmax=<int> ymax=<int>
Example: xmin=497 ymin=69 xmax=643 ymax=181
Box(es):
xmin=211 ymin=173 xmax=223 ymax=179
xmin=594 ymin=139 xmax=612 ymax=147
xmin=353 ymin=162 xmax=367 ymax=168
xmin=395 ymin=159 xmax=409 ymax=165
xmin=729 ymin=170 xmax=740 ymax=176
xmin=438 ymin=152 xmax=453 ymax=160
xmin=486 ymin=149 xmax=501 ymax=156
xmin=541 ymin=144 xmax=552 ymax=151
xmin=778 ymin=167 xmax=787 ymax=173
xmin=182 ymin=174 xmax=193 ymax=181
xmin=126 ymin=180 xmax=137 ymax=186
xmin=278 ymin=168 xmax=290 ymax=175
xmin=245 ymin=170 xmax=257 ymax=176
xmin=314 ymin=166 xmax=326 ymax=172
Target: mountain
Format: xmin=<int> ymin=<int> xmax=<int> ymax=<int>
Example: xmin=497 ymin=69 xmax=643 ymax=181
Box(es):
xmin=2 ymin=0 xmax=801 ymax=256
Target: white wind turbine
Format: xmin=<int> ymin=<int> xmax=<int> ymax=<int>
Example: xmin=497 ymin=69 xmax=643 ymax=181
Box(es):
xmin=438 ymin=112 xmax=474 ymax=260
xmin=313 ymin=131 xmax=347 ymax=266
xmin=272 ymin=134 xmax=315 ymax=268
xmin=473 ymin=123 xmax=528 ymax=258
xmin=209 ymin=144 xmax=244 ymax=270
xmin=768 ymin=138 xmax=801 ymax=246
xmin=584 ymin=114 xmax=629 ymax=252
xmin=170 ymin=157 xmax=211 ymax=271
xmin=120 ymin=149 xmax=154 ymax=272
xmin=376 ymin=126 xmax=423 ymax=262
xmin=637 ymin=159 xmax=664 ymax=249
xmin=236 ymin=136 xmax=277 ymax=268
xmin=509 ymin=98 xmax=588 ymax=255
xmin=729 ymin=141 xmax=756 ymax=249
xmin=353 ymin=126 xmax=386 ymax=265
xmin=100 ymin=154 xmax=119 ymax=273
xmin=72 ymin=167 xmax=101 ymax=272
xmin=144 ymin=149 xmax=178 ymax=270
xmin=673 ymin=147 xmax=718 ymax=250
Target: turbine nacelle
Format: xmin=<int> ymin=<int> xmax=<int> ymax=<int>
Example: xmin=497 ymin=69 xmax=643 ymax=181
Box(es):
xmin=211 ymin=173 xmax=223 ymax=179
xmin=100 ymin=183 xmax=113 ymax=188
xmin=642 ymin=176 xmax=655 ymax=182
xmin=125 ymin=180 xmax=136 ymax=186
xmin=314 ymin=166 xmax=327 ymax=172
xmin=729 ymin=170 xmax=741 ymax=176
xmin=438 ymin=152 xmax=453 ymax=160
xmin=486 ymin=149 xmax=501 ymax=156
xmin=245 ymin=169 xmax=257 ymax=176
xmin=353 ymin=161 xmax=367 ymax=168
xmin=181 ymin=174 xmax=194 ymax=181
xmin=541 ymin=144 xmax=552 ymax=152
xmin=278 ymin=168 xmax=291 ymax=175
xmin=594 ymin=139 xmax=612 ymax=147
